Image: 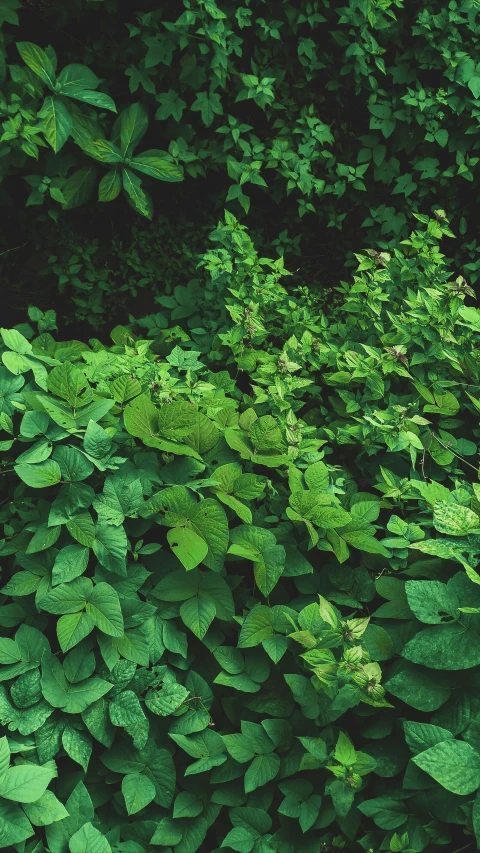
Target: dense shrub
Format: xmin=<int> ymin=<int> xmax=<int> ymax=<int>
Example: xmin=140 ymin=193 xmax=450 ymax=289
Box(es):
xmin=0 ymin=214 xmax=480 ymax=853
xmin=4 ymin=3 xmax=480 ymax=853
xmin=4 ymin=1 xmax=480 ymax=323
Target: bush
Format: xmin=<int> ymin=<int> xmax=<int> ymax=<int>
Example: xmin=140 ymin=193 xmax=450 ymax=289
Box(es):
xmin=4 ymin=1 xmax=480 ymax=324
xmin=0 ymin=213 xmax=480 ymax=853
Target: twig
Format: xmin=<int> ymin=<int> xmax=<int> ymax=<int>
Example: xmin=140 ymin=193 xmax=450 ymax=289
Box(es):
xmin=0 ymin=243 xmax=28 ymax=258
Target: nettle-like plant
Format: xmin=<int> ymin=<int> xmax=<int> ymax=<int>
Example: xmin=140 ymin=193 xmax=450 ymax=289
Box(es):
xmin=0 ymin=319 xmax=396 ymax=852
xmin=3 ymin=204 xmax=480 ymax=851
xmin=5 ymin=1 xmax=480 ymax=257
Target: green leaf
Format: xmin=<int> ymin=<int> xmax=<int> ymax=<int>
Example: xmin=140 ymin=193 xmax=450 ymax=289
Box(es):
xmin=41 ymin=653 xmax=111 ymax=713
xmin=15 ymin=459 xmax=62 ymax=488
xmin=124 ymin=393 xmax=158 ymax=438
xmin=66 ymin=513 xmax=96 ymax=547
xmin=58 ymin=611 xmax=94 ymax=651
xmin=191 ymin=90 xmax=223 ymax=127
xmin=47 ymin=362 xmax=91 ymax=407
xmin=173 ymin=791 xmax=203 ymax=819
xmin=413 ymin=739 xmax=480 ymax=794
xmin=23 ymin=789 xmax=69 ymax=826
xmin=403 ymin=623 xmax=480 ymax=670
xmin=57 ymin=63 xmax=100 ymax=91
xmin=118 ymin=102 xmax=149 ymax=156
xmin=403 ymin=721 xmax=453 ymax=755
xmin=98 ymin=168 xmax=122 ymax=202
xmin=64 ymin=88 xmax=116 ymax=112
xmin=122 ymin=168 xmax=153 ymax=219
xmin=167 ymin=527 xmax=208 ymax=571
xmin=62 ymin=168 xmax=96 ymax=210
xmin=108 ymin=690 xmax=148 ymax=749
xmin=244 ymin=753 xmax=280 ymax=792
xmin=434 ymin=500 xmax=480 ymax=536
xmin=0 ymin=763 xmax=53 ymax=803
xmin=468 ymin=76 xmax=480 ymax=98
xmin=0 ymin=801 xmax=34 ymax=845
xmin=93 ymin=522 xmax=127 ymax=575
xmin=85 ymin=582 xmax=124 ymax=636
xmin=122 ymin=772 xmax=156 ymax=815
xmin=39 ymin=96 xmax=72 ymax=152
xmin=180 ymin=595 xmax=216 ymax=638
xmin=53 ymin=446 xmax=94 ymax=482
xmin=229 ymin=526 xmax=285 ymax=596
xmin=238 ymin=605 xmax=274 ymax=647
xmin=131 ymin=150 xmax=184 ymax=182
xmin=52 ymin=545 xmax=89 ymax=585
xmin=358 ymin=796 xmax=408 ymax=830
xmin=385 ymin=664 xmax=451 ymax=712
xmin=41 ymin=577 xmax=91 ymax=614
xmin=17 ymin=41 xmax=56 ymax=88
xmin=90 ymin=139 xmax=123 ymax=163
xmin=405 ymin=579 xmax=459 ymax=624
xmin=69 ymin=821 xmax=111 ymax=853
xmin=145 ymin=682 xmax=189 ymax=717
xmin=158 ymin=402 xmax=199 ymax=439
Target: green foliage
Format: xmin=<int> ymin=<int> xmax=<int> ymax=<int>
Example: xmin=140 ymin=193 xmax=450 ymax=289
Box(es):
xmin=2 ymin=0 xmax=480 ymax=233
xmin=4 ymin=2 xmax=480 ymax=852
xmin=1 ymin=210 xmax=480 ymax=852
xmin=5 ymin=0 xmax=480 ymax=324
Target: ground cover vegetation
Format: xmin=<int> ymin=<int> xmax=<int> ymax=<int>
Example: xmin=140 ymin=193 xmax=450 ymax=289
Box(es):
xmin=2 ymin=1 xmax=480 ymax=852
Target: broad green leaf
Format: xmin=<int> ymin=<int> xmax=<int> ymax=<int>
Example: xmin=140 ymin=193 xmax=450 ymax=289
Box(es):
xmin=433 ymin=500 xmax=480 ymax=536
xmin=41 ymin=653 xmax=111 ymax=713
xmin=238 ymin=605 xmax=274 ymax=647
xmin=0 ymin=801 xmax=34 ymax=845
xmin=15 ymin=460 xmax=62 ymax=488
xmin=39 ymin=96 xmax=72 ymax=153
xmin=85 ymin=582 xmax=124 ymax=636
xmin=93 ymin=522 xmax=128 ymax=575
xmin=98 ymin=169 xmax=122 ymax=202
xmin=47 ymin=362 xmax=91 ymax=407
xmin=64 ymin=88 xmax=116 ymax=112
xmin=158 ymin=402 xmax=198 ymax=439
xmin=23 ymin=789 xmax=69 ymax=826
xmin=403 ymin=623 xmax=480 ymax=670
xmin=229 ymin=526 xmax=285 ymax=596
xmin=62 ymin=168 xmax=96 ymax=210
xmin=180 ymin=595 xmax=216 ymax=638
xmin=57 ymin=64 xmax=100 ymax=91
xmin=41 ymin=577 xmax=92 ymax=614
xmin=167 ymin=527 xmax=208 ymax=571
xmin=89 ymin=139 xmax=123 ymax=163
xmin=69 ymin=821 xmax=111 ymax=853
xmin=66 ymin=513 xmax=96 ymax=547
xmin=52 ymin=545 xmax=89 ymax=585
xmin=0 ymin=737 xmax=9 ymax=779
xmin=124 ymin=393 xmax=158 ymax=438
xmin=405 ymin=580 xmax=459 ymax=624
xmin=244 ymin=753 xmax=280 ymax=793
xmin=122 ymin=168 xmax=153 ymax=219
xmin=413 ymin=739 xmax=480 ymax=794
xmin=118 ymin=102 xmax=149 ymax=156
xmin=385 ymin=664 xmax=451 ymax=712
xmin=53 ymin=446 xmax=94 ymax=482
xmin=83 ymin=420 xmax=112 ymax=458
xmin=17 ymin=41 xmax=56 ymax=88
xmin=0 ymin=763 xmax=53 ymax=803
xmin=146 ymin=682 xmax=189 ymax=716
xmin=108 ymin=690 xmax=148 ymax=749
xmin=122 ymin=772 xmax=156 ymax=815
xmin=403 ymin=721 xmax=453 ymax=755
xmin=131 ymin=150 xmax=184 ymax=182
